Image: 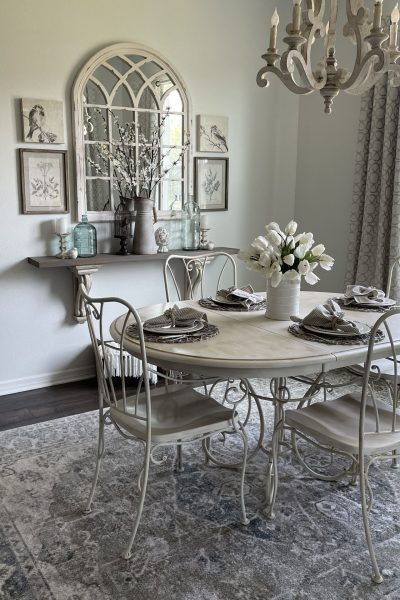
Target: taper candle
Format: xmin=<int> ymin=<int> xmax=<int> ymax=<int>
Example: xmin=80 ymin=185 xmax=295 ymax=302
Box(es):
xmin=269 ymin=8 xmax=279 ymax=50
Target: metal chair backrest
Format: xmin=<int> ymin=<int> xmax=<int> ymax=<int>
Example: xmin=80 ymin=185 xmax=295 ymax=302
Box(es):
xmin=163 ymin=252 xmax=237 ymax=301
xmin=386 ymin=255 xmax=400 ymax=297
xmin=359 ymin=308 xmax=400 ymax=446
xmin=80 ymin=284 xmax=151 ymax=426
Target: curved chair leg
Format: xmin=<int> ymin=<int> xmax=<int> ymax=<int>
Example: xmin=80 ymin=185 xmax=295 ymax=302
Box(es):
xmin=84 ymin=412 xmax=105 ymax=514
xmin=238 ymin=423 xmax=250 ymax=525
xmin=122 ymin=442 xmax=151 ymax=560
xmin=359 ymin=457 xmax=383 ymax=584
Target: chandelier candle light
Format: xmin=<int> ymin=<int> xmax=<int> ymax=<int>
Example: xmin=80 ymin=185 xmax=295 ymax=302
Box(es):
xmin=238 ymin=221 xmax=334 ymax=320
xmin=257 ymin=1 xmax=400 ymax=114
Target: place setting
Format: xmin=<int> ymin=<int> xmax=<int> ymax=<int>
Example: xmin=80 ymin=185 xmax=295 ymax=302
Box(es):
xmin=198 ymin=284 xmax=266 ymax=312
xmin=126 ymin=304 xmax=219 ymax=344
xmin=332 ymin=285 xmax=397 ymax=312
xmin=288 ymin=298 xmax=384 ymax=346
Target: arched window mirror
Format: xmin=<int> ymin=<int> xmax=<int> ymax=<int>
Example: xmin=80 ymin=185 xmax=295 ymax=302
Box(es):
xmin=73 ymin=43 xmax=192 ymax=221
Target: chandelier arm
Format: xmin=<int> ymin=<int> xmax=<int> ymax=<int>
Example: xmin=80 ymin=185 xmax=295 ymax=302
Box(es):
xmin=338 ymin=47 xmax=389 ymax=92
xmin=301 ymin=1 xmax=326 ymax=66
xmin=256 ymin=64 xmax=314 ymax=95
xmin=281 ymin=49 xmax=327 ymax=90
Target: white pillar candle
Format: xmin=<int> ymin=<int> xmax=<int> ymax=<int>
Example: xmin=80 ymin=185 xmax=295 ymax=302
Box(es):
xmin=269 ymin=8 xmax=279 ymax=50
xmin=292 ymin=0 xmax=302 ymax=32
xmin=56 ymin=217 xmax=69 ymax=235
xmin=390 ymin=3 xmax=399 ymax=48
xmin=373 ymin=0 xmax=383 ymax=29
xmin=200 ymin=214 xmax=209 ymax=229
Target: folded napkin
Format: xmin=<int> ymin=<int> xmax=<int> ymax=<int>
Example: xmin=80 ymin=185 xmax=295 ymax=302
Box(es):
xmin=343 ymin=284 xmax=386 ymax=305
xmin=144 ymin=305 xmax=207 ymax=330
xmin=217 ymin=284 xmax=264 ymax=308
xmin=291 ymin=299 xmax=361 ymax=334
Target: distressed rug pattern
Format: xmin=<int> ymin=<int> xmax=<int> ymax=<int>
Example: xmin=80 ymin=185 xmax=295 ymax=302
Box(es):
xmin=1 ymin=373 xmax=400 ymax=600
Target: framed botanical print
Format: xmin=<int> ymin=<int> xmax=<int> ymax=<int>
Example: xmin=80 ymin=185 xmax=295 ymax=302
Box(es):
xmin=195 ymin=157 xmax=228 ymax=211
xmin=19 ymin=149 xmax=69 ymax=214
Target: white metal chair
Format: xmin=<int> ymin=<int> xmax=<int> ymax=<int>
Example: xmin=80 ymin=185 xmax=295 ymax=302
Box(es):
xmin=80 ymin=285 xmax=249 ymax=560
xmin=266 ymin=308 xmax=400 ymax=584
xmin=163 ymin=251 xmax=237 ymax=301
xmin=348 ymin=255 xmax=400 ymax=405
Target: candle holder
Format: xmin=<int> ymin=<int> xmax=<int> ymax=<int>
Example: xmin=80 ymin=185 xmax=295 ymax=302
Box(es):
xmin=200 ymin=228 xmax=210 ymax=250
xmin=55 ymin=233 xmax=71 ymax=259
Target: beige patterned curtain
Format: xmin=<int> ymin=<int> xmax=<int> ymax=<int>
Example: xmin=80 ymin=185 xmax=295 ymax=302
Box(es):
xmin=346 ymin=74 xmax=400 ymax=299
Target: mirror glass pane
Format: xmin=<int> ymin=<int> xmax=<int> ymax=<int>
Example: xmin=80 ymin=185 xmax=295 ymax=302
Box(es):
xmin=107 ymin=56 xmax=131 ymax=75
xmin=86 ymin=178 xmax=111 ymax=212
xmin=141 ymin=61 xmax=162 ymax=79
xmin=84 ymin=107 xmax=108 ymax=141
xmin=160 ymin=179 xmax=183 ymax=212
xmin=138 ymin=111 xmax=158 ymax=142
xmin=162 ymin=113 xmax=183 ymax=146
xmin=138 ymin=87 xmax=158 ymax=110
xmin=85 ymin=144 xmax=110 ymax=177
xmin=93 ymin=65 xmax=119 ymax=95
xmin=112 ymin=84 xmax=134 ymax=107
xmin=126 ymin=71 xmax=145 ymax=96
xmin=84 ymin=80 xmax=107 ymax=105
xmin=163 ymin=89 xmax=183 ymax=112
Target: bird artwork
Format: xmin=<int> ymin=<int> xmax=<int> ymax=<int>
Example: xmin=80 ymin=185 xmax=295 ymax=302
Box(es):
xmin=210 ymin=124 xmax=228 ymax=152
xmin=22 ymin=99 xmax=63 ymax=143
xmin=198 ymin=115 xmax=228 ymax=153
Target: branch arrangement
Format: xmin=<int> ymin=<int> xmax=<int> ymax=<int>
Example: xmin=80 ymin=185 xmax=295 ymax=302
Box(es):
xmin=87 ymin=107 xmax=190 ymax=202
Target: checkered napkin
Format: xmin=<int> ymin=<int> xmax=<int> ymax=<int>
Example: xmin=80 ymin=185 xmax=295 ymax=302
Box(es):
xmin=217 ymin=285 xmax=264 ymax=308
xmin=343 ymin=285 xmax=386 ymax=305
xmin=291 ymin=299 xmax=361 ymax=334
xmin=143 ymin=304 xmax=208 ymax=330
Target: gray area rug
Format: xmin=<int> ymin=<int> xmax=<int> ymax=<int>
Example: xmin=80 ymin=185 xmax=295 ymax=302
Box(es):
xmin=1 ymin=372 xmax=400 ymax=600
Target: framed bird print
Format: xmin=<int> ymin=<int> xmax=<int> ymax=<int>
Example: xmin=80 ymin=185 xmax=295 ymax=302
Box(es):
xmin=195 ymin=157 xmax=228 ymax=211
xmin=21 ymin=98 xmax=65 ymax=144
xmin=19 ymin=149 xmax=69 ymax=214
xmin=197 ymin=115 xmax=228 ymax=153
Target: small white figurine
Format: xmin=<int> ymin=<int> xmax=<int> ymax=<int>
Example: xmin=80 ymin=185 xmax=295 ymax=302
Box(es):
xmin=155 ymin=227 xmax=169 ymax=253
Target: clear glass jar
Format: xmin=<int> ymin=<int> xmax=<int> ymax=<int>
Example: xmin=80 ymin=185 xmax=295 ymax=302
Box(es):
xmin=73 ymin=215 xmax=97 ymax=257
xmin=182 ymin=195 xmax=200 ymax=250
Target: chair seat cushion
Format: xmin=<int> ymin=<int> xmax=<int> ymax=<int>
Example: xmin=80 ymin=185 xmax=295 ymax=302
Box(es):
xmin=110 ymin=384 xmax=234 ymax=443
xmin=285 ymin=393 xmax=400 ymax=455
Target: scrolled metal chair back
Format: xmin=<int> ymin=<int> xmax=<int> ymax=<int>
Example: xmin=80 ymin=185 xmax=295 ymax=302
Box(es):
xmin=164 ymin=252 xmax=237 ymax=301
xmin=80 ymin=284 xmax=151 ymax=418
xmin=359 ymin=308 xmax=400 ymax=445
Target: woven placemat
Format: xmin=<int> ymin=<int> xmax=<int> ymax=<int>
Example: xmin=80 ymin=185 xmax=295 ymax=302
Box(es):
xmin=333 ymin=297 xmax=399 ymax=313
xmin=126 ymin=322 xmax=219 ymax=344
xmin=199 ymin=297 xmax=266 ymax=312
xmin=288 ymin=323 xmax=385 ymax=346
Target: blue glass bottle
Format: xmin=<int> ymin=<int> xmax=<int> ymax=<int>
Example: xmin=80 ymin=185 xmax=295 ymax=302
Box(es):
xmin=74 ymin=215 xmax=97 ymax=257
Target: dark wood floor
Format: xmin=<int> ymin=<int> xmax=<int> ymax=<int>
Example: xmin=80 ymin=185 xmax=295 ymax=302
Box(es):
xmin=0 ymin=379 xmax=100 ymax=431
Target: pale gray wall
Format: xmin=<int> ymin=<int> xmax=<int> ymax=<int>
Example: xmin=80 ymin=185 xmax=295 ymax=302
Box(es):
xmin=0 ymin=0 xmax=298 ymax=394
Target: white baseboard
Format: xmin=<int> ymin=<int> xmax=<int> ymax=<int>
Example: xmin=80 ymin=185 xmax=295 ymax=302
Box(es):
xmin=0 ymin=366 xmax=96 ymax=396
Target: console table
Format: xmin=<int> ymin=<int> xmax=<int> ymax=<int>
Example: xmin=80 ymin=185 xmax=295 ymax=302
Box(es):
xmin=27 ymin=248 xmax=239 ymax=323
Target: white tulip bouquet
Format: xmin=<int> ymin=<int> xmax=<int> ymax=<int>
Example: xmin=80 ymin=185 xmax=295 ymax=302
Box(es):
xmin=238 ymin=220 xmax=334 ymax=287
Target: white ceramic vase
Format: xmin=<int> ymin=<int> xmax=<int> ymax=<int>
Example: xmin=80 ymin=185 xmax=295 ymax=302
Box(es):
xmin=265 ymin=278 xmax=300 ymax=320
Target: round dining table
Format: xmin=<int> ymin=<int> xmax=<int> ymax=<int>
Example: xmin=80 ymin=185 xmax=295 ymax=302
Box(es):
xmin=110 ymin=291 xmax=400 ymax=381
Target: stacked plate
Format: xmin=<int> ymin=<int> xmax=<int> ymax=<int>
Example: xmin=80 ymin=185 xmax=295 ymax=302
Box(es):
xmin=339 ymin=296 xmax=396 ymax=309
xmin=143 ymin=322 xmax=204 ymax=337
xmin=302 ymin=321 xmax=371 ymax=339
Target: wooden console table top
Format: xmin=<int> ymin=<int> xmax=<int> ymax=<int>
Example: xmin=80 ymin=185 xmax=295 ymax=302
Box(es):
xmin=27 ymin=247 xmax=239 ymax=269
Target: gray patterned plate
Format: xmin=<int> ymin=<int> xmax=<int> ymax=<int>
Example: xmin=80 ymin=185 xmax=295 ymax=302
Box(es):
xmin=303 ymin=321 xmax=371 ymax=338
xmin=143 ymin=322 xmax=204 ymax=335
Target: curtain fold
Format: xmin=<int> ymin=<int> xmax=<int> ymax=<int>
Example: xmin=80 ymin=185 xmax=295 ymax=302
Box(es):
xmin=346 ymin=74 xmax=400 ymax=298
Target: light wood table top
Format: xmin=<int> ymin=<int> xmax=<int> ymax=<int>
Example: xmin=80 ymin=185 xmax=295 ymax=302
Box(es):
xmin=110 ymin=291 xmax=400 ymax=379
